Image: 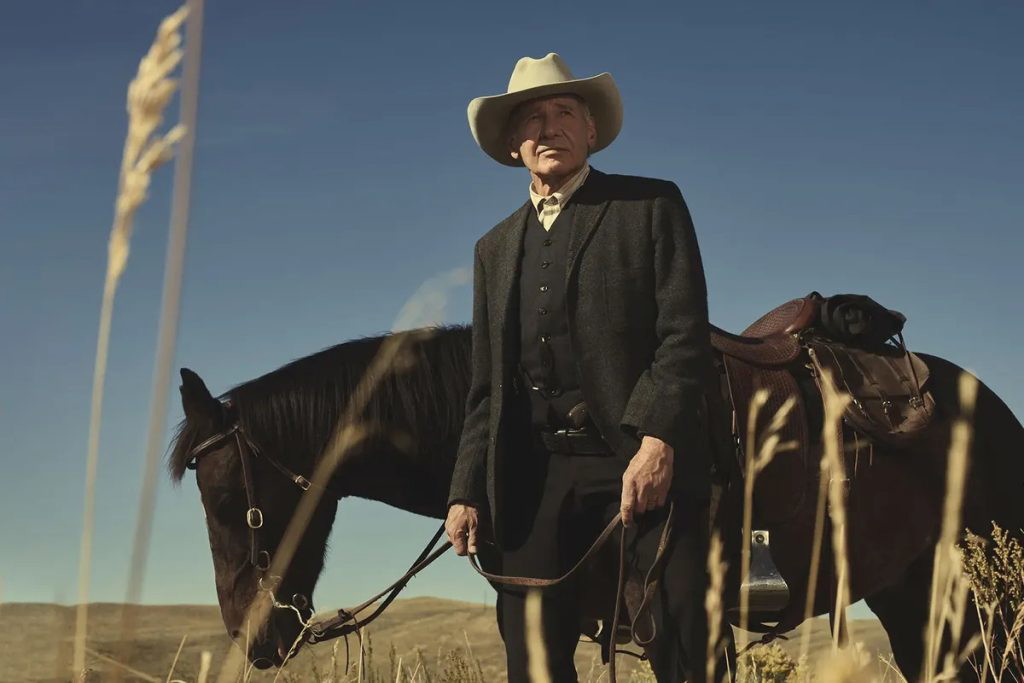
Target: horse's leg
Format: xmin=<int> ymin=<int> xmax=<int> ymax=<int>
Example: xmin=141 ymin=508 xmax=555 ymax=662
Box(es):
xmin=864 ymin=549 xmax=934 ymax=682
xmin=866 ymin=549 xmax=988 ymax=683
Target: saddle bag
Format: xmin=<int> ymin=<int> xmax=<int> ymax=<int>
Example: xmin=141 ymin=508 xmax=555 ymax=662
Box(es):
xmin=805 ymin=338 xmax=935 ymax=445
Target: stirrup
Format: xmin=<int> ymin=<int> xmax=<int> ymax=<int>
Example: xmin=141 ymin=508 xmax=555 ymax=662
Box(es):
xmin=741 ymin=530 xmax=790 ymax=613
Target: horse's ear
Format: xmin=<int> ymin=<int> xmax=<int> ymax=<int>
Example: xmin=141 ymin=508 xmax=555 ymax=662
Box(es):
xmin=180 ymin=367 xmax=218 ymax=421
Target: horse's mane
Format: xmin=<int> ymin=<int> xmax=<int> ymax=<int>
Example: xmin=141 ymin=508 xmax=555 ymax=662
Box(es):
xmin=168 ymin=324 xmax=473 ymax=482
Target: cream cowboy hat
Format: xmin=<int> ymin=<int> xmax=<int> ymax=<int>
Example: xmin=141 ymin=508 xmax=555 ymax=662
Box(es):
xmin=468 ymin=53 xmax=623 ymax=167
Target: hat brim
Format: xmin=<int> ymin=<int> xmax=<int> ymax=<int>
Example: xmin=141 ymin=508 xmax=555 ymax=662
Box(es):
xmin=467 ymin=72 xmax=622 ymax=167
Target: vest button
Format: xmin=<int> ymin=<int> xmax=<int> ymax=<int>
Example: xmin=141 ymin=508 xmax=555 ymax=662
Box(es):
xmin=541 ymin=261 xmax=551 ymax=269
xmin=538 ymin=307 xmax=548 ymax=315
xmin=539 ymin=285 xmax=549 ymax=292
xmin=543 ymin=239 xmax=553 ymax=246
xmin=540 ymin=335 xmax=549 ymax=343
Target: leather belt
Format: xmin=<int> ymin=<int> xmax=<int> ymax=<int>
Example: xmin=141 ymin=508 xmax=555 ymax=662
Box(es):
xmin=535 ymin=428 xmax=614 ymax=455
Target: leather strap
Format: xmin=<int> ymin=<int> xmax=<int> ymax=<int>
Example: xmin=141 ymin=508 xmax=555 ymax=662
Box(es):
xmin=468 ymin=512 xmax=624 ymax=588
xmin=308 ymin=524 xmax=452 ymax=643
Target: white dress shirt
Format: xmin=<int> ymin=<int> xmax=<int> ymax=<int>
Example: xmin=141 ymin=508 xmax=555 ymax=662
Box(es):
xmin=528 ymin=162 xmax=591 ymax=231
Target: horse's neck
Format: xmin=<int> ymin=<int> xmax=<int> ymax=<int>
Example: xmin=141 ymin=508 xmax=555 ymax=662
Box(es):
xmin=323 ymin=429 xmax=456 ymax=521
xmin=296 ymin=329 xmax=469 ymax=520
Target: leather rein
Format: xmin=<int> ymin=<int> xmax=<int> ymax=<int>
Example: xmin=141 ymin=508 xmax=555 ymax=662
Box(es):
xmin=186 ymin=401 xmax=671 ymax=680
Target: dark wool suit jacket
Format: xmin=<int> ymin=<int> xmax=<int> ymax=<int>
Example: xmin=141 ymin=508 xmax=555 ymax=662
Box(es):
xmin=448 ymin=168 xmax=716 ymax=536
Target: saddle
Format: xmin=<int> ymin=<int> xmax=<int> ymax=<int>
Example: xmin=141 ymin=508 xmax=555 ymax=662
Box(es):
xmin=710 ymin=291 xmax=936 ymax=455
xmin=709 ymin=292 xmax=936 ymax=616
xmin=709 ymin=295 xmax=818 ymax=367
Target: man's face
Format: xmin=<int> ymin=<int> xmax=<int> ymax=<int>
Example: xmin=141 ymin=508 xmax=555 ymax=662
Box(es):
xmin=507 ymin=95 xmax=596 ymax=179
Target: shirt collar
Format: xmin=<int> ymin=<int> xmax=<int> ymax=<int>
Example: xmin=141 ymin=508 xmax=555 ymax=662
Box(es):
xmin=528 ymin=162 xmax=591 ymax=215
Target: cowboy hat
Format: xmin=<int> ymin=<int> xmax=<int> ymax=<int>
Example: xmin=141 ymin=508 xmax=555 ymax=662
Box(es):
xmin=467 ymin=53 xmax=623 ymax=167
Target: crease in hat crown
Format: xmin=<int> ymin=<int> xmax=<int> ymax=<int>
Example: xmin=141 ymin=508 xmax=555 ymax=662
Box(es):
xmin=506 ymin=53 xmax=575 ymax=93
xmin=467 ymin=52 xmax=623 ymax=167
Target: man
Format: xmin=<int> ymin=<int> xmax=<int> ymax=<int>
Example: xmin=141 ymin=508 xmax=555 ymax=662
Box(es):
xmin=446 ymin=53 xmax=719 ymax=682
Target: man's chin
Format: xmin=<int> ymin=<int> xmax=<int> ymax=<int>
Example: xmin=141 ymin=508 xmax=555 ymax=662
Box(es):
xmin=535 ymin=158 xmax=580 ymax=178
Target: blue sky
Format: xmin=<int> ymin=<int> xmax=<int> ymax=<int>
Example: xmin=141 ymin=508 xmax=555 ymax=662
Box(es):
xmin=1 ymin=0 xmax=1021 ymax=623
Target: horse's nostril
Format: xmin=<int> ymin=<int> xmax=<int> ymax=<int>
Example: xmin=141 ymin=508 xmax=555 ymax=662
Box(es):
xmin=231 ymin=629 xmax=241 ymax=639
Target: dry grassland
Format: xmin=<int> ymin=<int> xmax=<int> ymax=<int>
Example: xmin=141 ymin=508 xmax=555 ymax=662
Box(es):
xmin=0 ymin=598 xmax=893 ymax=682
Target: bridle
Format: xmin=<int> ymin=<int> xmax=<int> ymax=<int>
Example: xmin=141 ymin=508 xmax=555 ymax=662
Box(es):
xmin=183 ymin=399 xmax=452 ymax=649
xmin=184 ymin=399 xmax=341 ymax=612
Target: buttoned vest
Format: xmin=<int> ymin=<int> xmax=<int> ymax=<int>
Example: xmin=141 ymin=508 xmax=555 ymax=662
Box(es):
xmin=517 ymin=202 xmax=585 ymax=429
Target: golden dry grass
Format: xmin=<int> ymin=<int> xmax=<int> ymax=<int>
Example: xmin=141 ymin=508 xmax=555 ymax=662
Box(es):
xmin=73 ymin=3 xmax=190 ymax=676
xmin=818 ymin=369 xmax=853 ymax=650
xmin=525 ymin=589 xmax=551 ymax=683
xmin=738 ymin=390 xmax=798 ymax=648
xmin=1 ymin=599 xmax=896 ymax=682
xmin=922 ymin=373 xmax=979 ymax=682
xmin=960 ymin=523 xmax=1024 ymax=680
xmin=706 ymin=531 xmax=728 ymax=682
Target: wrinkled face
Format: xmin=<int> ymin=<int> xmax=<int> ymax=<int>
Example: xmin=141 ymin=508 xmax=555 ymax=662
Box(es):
xmin=179 ymin=370 xmax=337 ymax=668
xmin=507 ymin=94 xmax=596 ymax=180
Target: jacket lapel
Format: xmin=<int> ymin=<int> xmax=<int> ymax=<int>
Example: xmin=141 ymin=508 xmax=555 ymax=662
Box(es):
xmin=493 ymin=201 xmax=531 ymax=340
xmin=565 ymin=168 xmax=610 ymax=288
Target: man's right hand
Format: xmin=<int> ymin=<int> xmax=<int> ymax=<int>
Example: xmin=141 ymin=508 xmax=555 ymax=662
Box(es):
xmin=445 ymin=503 xmax=480 ymax=556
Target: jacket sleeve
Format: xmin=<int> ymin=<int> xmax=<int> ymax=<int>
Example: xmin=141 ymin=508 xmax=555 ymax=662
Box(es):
xmin=447 ymin=241 xmax=491 ymax=507
xmin=619 ymin=183 xmax=713 ymax=454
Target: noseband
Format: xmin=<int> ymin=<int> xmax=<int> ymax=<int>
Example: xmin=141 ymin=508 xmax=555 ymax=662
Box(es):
xmin=184 ymin=400 xmax=341 ymax=604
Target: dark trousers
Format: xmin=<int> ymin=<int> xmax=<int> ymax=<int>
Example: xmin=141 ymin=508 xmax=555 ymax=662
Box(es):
xmin=487 ymin=440 xmax=718 ymax=683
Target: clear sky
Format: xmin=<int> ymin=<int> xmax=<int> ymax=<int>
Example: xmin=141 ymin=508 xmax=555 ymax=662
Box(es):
xmin=1 ymin=0 xmax=1021 ymax=623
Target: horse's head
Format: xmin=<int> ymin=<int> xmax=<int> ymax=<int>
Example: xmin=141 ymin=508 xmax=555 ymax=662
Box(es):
xmin=170 ymin=368 xmax=338 ymax=668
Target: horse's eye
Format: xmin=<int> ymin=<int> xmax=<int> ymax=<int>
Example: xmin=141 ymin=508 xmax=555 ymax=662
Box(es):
xmin=213 ymin=495 xmax=236 ymax=522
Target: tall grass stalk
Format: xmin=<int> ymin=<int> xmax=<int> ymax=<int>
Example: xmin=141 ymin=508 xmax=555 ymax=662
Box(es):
xmin=84 ymin=646 xmax=162 ymax=682
xmin=818 ymin=370 xmax=853 ymax=650
xmin=796 ymin=367 xmax=851 ymax=668
xmin=923 ymin=372 xmax=978 ymax=681
xmin=738 ymin=390 xmax=797 ymax=649
xmin=117 ymin=5 xmax=205 ymax=676
xmin=165 ymin=633 xmax=188 ymax=683
xmin=197 ymin=651 xmax=213 ymax=683
xmin=798 ymin=432 xmax=831 ymax=671
xmin=72 ymin=5 xmax=188 ymax=676
xmin=705 ymin=531 xmax=727 ymax=683
xmin=122 ymin=0 xmax=205 ymax=645
xmin=464 ymin=629 xmax=487 ymax=683
xmin=525 ymin=589 xmax=552 ymax=683
xmin=738 ymin=386 xmax=768 ymax=648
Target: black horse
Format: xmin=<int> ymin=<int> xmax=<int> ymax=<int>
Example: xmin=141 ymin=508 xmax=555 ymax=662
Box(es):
xmin=168 ymin=323 xmax=1024 ymax=678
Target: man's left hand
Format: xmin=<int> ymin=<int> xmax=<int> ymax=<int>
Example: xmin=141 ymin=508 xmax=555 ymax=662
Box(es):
xmin=620 ymin=435 xmax=674 ymax=526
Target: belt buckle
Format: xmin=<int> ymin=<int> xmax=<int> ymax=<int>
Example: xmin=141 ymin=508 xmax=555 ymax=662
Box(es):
xmin=554 ymin=427 xmax=589 ymax=455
